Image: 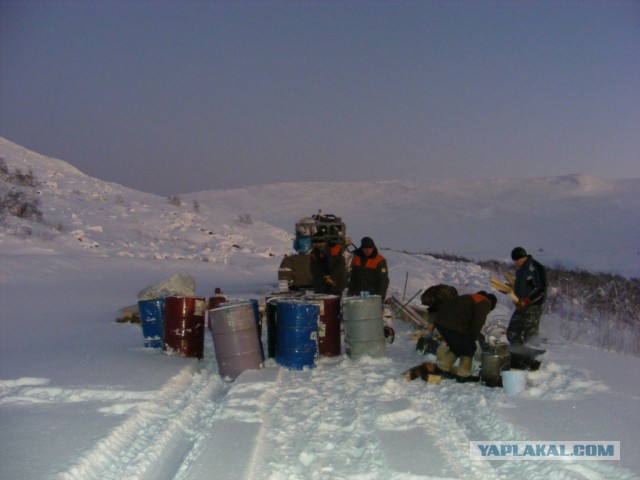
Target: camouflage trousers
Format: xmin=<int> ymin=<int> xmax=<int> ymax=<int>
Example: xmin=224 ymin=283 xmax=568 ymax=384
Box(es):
xmin=507 ymin=304 xmax=544 ymax=345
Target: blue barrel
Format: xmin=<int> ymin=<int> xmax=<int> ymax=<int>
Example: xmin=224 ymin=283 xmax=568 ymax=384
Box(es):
xmin=342 ymin=295 xmax=386 ymax=359
xmin=265 ymin=291 xmax=305 ymax=358
xmin=275 ymin=300 xmax=319 ymax=370
xmin=138 ymin=298 xmax=165 ymax=348
xmin=210 ymin=301 xmax=263 ymax=380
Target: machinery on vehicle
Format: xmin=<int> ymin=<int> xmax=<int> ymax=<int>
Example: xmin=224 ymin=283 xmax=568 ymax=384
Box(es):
xmin=278 ymin=211 xmax=351 ymax=291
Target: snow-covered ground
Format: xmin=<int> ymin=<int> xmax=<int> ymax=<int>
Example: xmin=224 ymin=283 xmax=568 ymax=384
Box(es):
xmin=1 ymin=138 xmax=639 ymax=479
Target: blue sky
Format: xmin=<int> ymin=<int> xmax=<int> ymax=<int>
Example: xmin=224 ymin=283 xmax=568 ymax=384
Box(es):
xmin=1 ymin=1 xmax=639 ymax=195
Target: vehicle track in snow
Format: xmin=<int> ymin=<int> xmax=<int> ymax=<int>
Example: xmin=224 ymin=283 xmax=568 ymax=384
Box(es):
xmin=422 ymin=382 xmax=638 ymax=480
xmin=43 ymin=321 xmax=638 ymax=480
xmin=55 ymin=346 xmax=229 ymax=480
xmin=247 ymin=359 xmax=392 ymax=479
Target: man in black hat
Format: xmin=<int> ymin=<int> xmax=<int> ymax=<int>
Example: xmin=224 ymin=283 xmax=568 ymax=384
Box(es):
xmin=348 ymin=236 xmax=389 ymax=300
xmin=507 ymin=246 xmax=547 ymax=369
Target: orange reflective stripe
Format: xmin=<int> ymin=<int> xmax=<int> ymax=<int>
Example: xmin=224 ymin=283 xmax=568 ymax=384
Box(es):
xmin=353 ymin=254 xmax=384 ymax=269
xmin=470 ymin=294 xmax=488 ymax=304
xmin=365 ymin=256 xmax=384 ymax=269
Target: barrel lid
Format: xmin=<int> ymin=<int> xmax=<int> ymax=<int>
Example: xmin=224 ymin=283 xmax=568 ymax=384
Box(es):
xmin=276 ymin=298 xmax=314 ymax=305
xmin=303 ymin=294 xmax=340 ymax=300
xmin=482 ymin=344 xmax=510 ymax=354
xmin=211 ymin=300 xmax=254 ymax=311
xmin=343 ymin=294 xmax=381 ymax=303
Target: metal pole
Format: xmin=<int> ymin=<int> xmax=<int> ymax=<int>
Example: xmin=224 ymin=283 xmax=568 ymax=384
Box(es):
xmin=402 ymin=272 xmax=408 ymax=301
xmin=394 ymin=289 xmax=423 ymax=318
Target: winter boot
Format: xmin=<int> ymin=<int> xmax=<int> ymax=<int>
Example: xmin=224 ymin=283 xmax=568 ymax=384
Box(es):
xmin=435 ymin=347 xmax=457 ymax=379
xmin=455 ymin=356 xmax=480 ymax=383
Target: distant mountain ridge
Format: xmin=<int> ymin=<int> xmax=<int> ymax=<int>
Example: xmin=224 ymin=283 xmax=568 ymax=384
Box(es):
xmin=1 ymin=137 xmax=638 ymax=277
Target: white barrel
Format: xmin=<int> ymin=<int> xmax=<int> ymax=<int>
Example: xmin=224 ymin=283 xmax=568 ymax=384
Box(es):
xmin=342 ymin=295 xmax=385 ymax=359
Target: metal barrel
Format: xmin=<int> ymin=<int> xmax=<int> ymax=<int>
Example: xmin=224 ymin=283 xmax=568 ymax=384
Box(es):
xmin=137 ymin=298 xmax=164 ymax=348
xmin=342 ymin=295 xmax=386 ymax=359
xmin=163 ymin=296 xmax=206 ymax=359
xmin=303 ymin=294 xmax=341 ymax=357
xmin=265 ymin=297 xmax=280 ymax=358
xmin=275 ymin=299 xmax=319 ymax=370
xmin=207 ymin=294 xmax=226 ymax=330
xmin=210 ymin=301 xmax=263 ymax=380
xmin=480 ymin=345 xmax=511 ymax=387
xmin=265 ymin=291 xmax=304 ymax=358
xmin=247 ymin=299 xmax=264 ymax=360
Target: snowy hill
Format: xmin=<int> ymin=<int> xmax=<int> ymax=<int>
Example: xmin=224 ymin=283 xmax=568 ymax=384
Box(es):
xmin=184 ymin=175 xmax=640 ymax=278
xmin=1 ymin=138 xmax=639 ymax=479
xmin=2 ymin=138 xmax=638 ymax=277
xmin=0 ymin=138 xmax=291 ymax=265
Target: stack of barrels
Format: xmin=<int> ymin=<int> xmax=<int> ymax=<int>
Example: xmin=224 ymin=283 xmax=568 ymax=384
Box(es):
xmin=136 ymin=290 xmax=388 ymax=381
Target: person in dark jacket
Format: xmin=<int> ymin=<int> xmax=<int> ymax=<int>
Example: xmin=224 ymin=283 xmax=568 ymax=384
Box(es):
xmin=506 ymin=247 xmax=547 ymax=370
xmin=432 ymin=291 xmax=497 ymax=382
xmin=347 ymin=237 xmax=389 ymax=300
xmin=507 ymin=247 xmax=547 ymax=346
xmin=309 ymin=233 xmax=347 ymax=296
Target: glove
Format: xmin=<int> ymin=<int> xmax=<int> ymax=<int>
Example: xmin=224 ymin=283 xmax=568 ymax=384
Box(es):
xmin=324 ymin=276 xmax=336 ymax=286
xmin=509 ymin=291 xmax=520 ymax=304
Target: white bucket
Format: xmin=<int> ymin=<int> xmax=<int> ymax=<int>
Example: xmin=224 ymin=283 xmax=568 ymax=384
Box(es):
xmin=501 ymin=370 xmax=526 ymax=395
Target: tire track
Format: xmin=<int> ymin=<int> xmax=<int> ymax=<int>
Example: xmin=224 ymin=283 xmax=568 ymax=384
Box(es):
xmin=247 ymin=359 xmax=392 ymax=480
xmin=55 ymin=353 xmax=229 ymax=480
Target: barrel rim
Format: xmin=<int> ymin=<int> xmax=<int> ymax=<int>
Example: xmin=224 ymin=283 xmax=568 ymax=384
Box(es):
xmin=343 ymin=294 xmax=382 ymax=302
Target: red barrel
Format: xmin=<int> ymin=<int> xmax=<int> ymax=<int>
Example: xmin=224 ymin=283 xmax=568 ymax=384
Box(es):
xmin=304 ymin=294 xmax=341 ymax=357
xmin=208 ymin=292 xmax=227 ymax=331
xmin=163 ymin=296 xmax=206 ymax=359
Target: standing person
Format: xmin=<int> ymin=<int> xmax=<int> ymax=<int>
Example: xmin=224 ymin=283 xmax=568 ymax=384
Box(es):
xmin=309 ymin=233 xmax=347 ymax=296
xmin=507 ymin=246 xmax=547 ymax=369
xmin=348 ymin=237 xmax=389 ymax=300
xmin=507 ymin=247 xmax=547 ymax=345
xmin=432 ymin=291 xmax=497 ymax=382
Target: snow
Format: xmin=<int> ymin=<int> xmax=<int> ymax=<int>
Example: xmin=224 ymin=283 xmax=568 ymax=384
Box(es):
xmin=1 ymin=137 xmax=639 ymax=480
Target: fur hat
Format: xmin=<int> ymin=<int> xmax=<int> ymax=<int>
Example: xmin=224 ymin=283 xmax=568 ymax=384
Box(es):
xmin=478 ymin=291 xmax=498 ymax=310
xmin=511 ymin=246 xmax=528 ymax=261
xmin=360 ymin=236 xmax=376 ymax=249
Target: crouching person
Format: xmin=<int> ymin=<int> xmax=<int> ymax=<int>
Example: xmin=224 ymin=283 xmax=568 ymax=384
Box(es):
xmin=432 ymin=291 xmax=497 ymax=383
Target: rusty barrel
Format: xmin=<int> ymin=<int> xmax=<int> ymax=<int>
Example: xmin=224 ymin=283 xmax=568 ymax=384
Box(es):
xmin=303 ymin=294 xmax=341 ymax=357
xmin=275 ymin=299 xmax=319 ymax=370
xmin=342 ymin=295 xmax=386 ymax=359
xmin=210 ymin=301 xmax=263 ymax=379
xmin=163 ymin=296 xmax=206 ymax=359
xmin=207 ymin=294 xmax=227 ymax=330
xmin=248 ymin=298 xmax=265 ymax=360
xmin=138 ymin=298 xmax=164 ymax=348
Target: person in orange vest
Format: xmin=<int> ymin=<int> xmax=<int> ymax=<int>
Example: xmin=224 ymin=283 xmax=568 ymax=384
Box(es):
xmin=309 ymin=233 xmax=347 ymax=296
xmin=348 ymin=237 xmax=389 ymax=300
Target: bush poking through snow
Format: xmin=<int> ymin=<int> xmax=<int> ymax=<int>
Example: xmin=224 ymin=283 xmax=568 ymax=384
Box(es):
xmin=167 ymin=195 xmax=182 ymax=207
xmin=237 ymin=213 xmax=253 ymax=225
xmin=0 ymin=157 xmax=40 ymax=187
xmin=0 ymin=157 xmax=44 ymax=222
xmin=0 ymin=190 xmax=43 ymax=221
